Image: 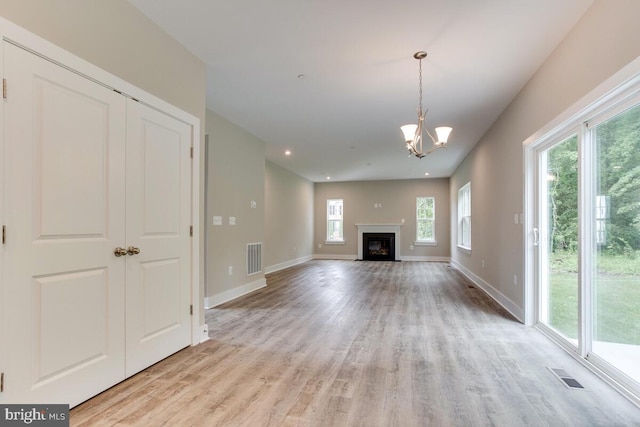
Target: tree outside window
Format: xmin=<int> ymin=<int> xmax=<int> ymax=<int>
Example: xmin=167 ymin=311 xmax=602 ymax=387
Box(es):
xmin=416 ymin=197 xmax=435 ymax=242
xmin=326 ymin=199 xmax=343 ymax=241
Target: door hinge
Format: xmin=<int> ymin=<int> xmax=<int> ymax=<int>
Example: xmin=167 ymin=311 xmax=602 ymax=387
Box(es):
xmin=1 ymin=372 xmax=4 ymax=392
xmin=190 ymin=147 xmax=194 ymax=158
xmin=190 ymin=305 xmax=193 ymax=316
xmin=2 ymin=225 xmax=5 ymax=244
xmin=2 ymin=78 xmax=6 ymax=99
xmin=190 ymin=225 xmax=193 ymax=237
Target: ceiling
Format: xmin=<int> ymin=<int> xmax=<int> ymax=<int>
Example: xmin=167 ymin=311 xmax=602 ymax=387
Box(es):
xmin=128 ymin=0 xmax=593 ymax=182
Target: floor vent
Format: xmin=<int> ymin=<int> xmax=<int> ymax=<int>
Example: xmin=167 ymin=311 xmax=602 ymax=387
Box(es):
xmin=247 ymin=243 xmax=262 ymax=276
xmin=548 ymin=367 xmax=586 ymax=390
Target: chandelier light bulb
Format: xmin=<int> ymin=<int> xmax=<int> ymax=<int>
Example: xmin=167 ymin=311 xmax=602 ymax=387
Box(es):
xmin=435 ymin=126 xmax=452 ymax=145
xmin=401 ymin=124 xmax=418 ymax=142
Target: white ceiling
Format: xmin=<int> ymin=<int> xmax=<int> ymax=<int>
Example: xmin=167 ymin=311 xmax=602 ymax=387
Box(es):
xmin=128 ymin=0 xmax=593 ymax=182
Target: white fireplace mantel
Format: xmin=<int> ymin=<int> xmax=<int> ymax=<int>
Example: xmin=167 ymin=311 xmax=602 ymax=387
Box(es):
xmin=356 ymin=223 xmax=402 ymax=260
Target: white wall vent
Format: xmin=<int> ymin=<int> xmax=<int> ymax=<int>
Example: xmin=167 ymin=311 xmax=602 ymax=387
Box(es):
xmin=247 ymin=243 xmax=262 ymax=276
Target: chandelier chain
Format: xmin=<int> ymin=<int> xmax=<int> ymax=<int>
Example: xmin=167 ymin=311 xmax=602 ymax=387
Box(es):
xmin=418 ymin=56 xmax=423 ymax=116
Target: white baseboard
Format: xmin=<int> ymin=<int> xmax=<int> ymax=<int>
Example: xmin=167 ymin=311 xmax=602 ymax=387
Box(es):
xmin=450 ymin=260 xmax=524 ymax=322
xmin=204 ymin=277 xmax=267 ymax=309
xmin=265 ymin=255 xmax=314 ymax=274
xmin=312 ymin=254 xmax=450 ymax=262
xmin=313 ymin=254 xmax=358 ymax=260
xmin=400 ymin=256 xmax=451 ymax=262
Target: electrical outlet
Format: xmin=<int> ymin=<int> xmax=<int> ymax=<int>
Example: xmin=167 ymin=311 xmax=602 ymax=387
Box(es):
xmin=228 ymin=266 xmax=233 ymax=275
xmin=513 ymin=274 xmax=517 ymax=285
xmin=410 ymin=244 xmax=414 ymax=250
xmin=482 ymin=259 xmax=485 ymax=268
xmin=318 ymin=243 xmax=322 ymax=249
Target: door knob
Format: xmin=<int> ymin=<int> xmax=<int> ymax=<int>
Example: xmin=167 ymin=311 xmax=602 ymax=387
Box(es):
xmin=127 ymin=246 xmax=141 ymax=256
xmin=114 ymin=247 xmax=128 ymax=257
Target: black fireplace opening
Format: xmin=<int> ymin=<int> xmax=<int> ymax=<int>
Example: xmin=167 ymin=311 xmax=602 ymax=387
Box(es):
xmin=363 ymin=233 xmax=395 ymax=261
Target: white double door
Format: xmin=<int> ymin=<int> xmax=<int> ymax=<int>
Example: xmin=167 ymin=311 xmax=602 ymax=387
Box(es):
xmin=2 ymin=42 xmax=192 ymax=407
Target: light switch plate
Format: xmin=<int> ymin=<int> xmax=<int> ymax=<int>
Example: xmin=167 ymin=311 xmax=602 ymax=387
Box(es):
xmin=213 ymin=216 xmax=222 ymax=226
xmin=229 ymin=216 xmax=236 ymax=225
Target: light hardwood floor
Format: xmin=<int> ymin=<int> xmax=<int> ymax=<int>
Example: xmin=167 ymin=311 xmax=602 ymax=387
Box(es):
xmin=71 ymin=260 xmax=640 ymax=426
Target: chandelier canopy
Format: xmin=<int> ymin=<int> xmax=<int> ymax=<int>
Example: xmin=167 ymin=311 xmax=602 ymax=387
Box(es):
xmin=401 ymin=51 xmax=452 ymax=159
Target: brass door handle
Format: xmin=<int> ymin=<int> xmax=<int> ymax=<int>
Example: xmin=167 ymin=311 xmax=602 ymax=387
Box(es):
xmin=127 ymin=246 xmax=141 ymax=256
xmin=114 ymin=247 xmax=128 ymax=257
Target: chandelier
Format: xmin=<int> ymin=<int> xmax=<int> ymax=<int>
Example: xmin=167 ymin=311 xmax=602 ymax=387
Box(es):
xmin=400 ymin=51 xmax=452 ymax=159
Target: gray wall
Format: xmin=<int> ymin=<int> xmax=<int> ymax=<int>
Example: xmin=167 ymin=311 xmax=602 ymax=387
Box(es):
xmin=0 ymin=1 xmax=205 ymax=124
xmin=450 ymin=0 xmax=640 ymax=315
xmin=314 ymin=179 xmax=450 ymax=259
xmin=205 ymin=110 xmax=266 ymax=301
xmin=264 ymin=162 xmax=314 ymax=271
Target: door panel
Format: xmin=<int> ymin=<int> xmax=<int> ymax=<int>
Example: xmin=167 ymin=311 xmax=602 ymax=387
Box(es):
xmin=538 ymin=134 xmax=579 ymax=343
xmin=590 ymin=103 xmax=640 ymax=384
xmin=36 ymin=77 xmax=109 ymax=238
xmin=3 ymin=42 xmax=127 ymax=406
xmin=35 ymin=269 xmax=109 ymax=380
xmin=125 ymin=101 xmax=191 ymax=377
xmin=140 ymin=259 xmax=181 ymax=336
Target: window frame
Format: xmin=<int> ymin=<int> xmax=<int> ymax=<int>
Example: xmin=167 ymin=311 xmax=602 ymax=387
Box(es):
xmin=415 ymin=196 xmax=436 ymax=245
xmin=457 ymin=182 xmax=471 ymax=252
xmin=325 ymin=199 xmax=344 ymax=243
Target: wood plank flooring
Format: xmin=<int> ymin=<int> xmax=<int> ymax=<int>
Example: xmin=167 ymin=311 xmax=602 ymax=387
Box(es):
xmin=70 ymin=260 xmax=640 ymax=426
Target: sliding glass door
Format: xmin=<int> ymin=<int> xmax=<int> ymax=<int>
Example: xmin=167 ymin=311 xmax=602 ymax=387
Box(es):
xmin=590 ymin=102 xmax=640 ymax=384
xmin=538 ymin=133 xmax=579 ymax=344
xmin=532 ymin=91 xmax=640 ymax=397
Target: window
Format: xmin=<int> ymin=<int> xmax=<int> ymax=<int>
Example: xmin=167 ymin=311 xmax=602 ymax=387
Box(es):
xmin=416 ymin=197 xmax=435 ymax=243
xmin=457 ymin=182 xmax=471 ymax=250
xmin=595 ymin=195 xmax=609 ymax=245
xmin=326 ymin=199 xmax=343 ymax=242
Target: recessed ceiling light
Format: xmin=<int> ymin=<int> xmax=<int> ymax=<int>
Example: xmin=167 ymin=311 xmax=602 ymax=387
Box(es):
xmin=424 ymin=172 xmax=430 ymax=176
xmin=326 ymin=176 xmax=331 ymax=180
xmin=297 ymin=74 xmax=306 ymax=79
xmin=285 ymin=150 xmax=291 ymax=156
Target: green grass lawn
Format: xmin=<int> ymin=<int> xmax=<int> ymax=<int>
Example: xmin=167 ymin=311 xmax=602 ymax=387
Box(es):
xmin=547 ymin=252 xmax=640 ymax=345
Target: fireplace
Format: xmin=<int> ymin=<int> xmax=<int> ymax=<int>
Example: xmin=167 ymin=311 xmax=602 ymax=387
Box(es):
xmin=363 ymin=233 xmax=395 ymax=261
xmin=356 ymin=223 xmax=402 ymax=261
